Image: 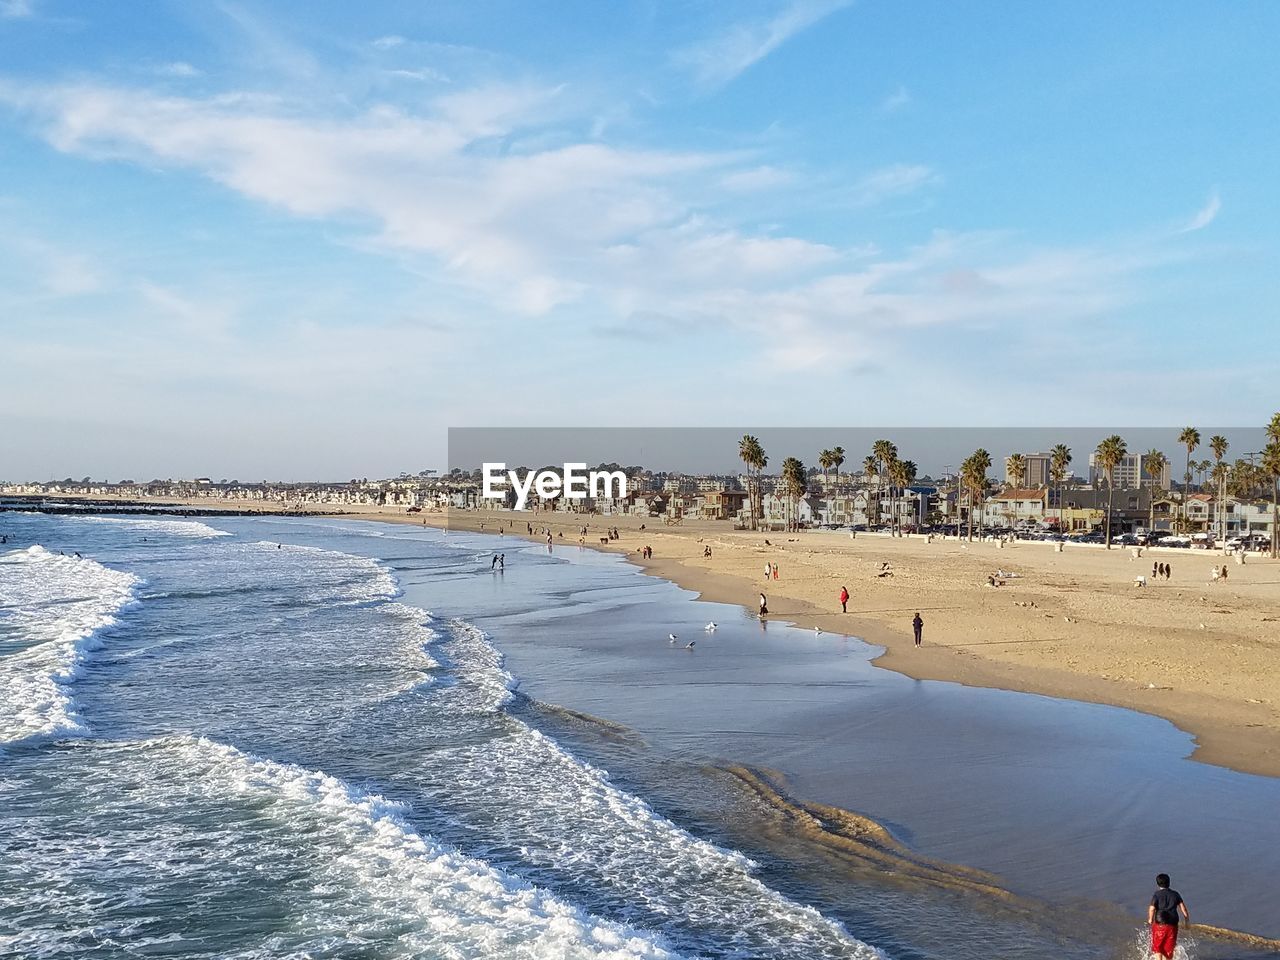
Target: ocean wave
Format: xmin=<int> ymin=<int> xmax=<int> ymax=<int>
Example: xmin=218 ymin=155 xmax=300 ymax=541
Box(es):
xmin=422 ymin=617 xmax=889 ymax=959
xmin=162 ymin=735 xmax=682 ymax=959
xmin=76 ymin=516 xmax=231 ymax=538
xmin=0 ymin=545 xmax=141 ymax=747
xmin=251 ymin=540 xmax=400 ymax=605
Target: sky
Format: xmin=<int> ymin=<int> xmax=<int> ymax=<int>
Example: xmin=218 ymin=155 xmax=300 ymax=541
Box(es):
xmin=2 ymin=1 xmax=1278 ymax=480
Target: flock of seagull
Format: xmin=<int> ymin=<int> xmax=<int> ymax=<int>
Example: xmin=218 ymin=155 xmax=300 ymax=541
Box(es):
xmin=667 ymin=621 xmax=718 ymax=649
xmin=669 ymin=619 xmax=824 ymax=650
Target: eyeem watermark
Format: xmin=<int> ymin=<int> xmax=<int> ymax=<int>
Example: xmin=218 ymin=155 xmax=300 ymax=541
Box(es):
xmin=482 ymin=462 xmax=628 ymax=511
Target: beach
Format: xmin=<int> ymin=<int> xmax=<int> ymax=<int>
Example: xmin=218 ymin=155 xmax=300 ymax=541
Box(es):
xmin=6 ymin=509 xmax=1280 ymax=957
xmin=361 ymin=505 xmax=1280 ymax=780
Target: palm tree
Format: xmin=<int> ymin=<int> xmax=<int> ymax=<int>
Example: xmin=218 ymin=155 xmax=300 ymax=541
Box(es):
xmin=781 ymin=457 xmax=807 ymax=531
xmin=1209 ymin=435 xmax=1229 ymax=546
xmin=739 ymin=435 xmax=767 ymax=531
xmin=817 ymin=449 xmax=834 ymax=525
xmin=1095 ymin=434 xmax=1127 ymax=548
xmin=1006 ymin=453 xmax=1027 ymax=490
xmin=830 ymin=446 xmax=845 ymax=496
xmin=1178 ymin=426 xmax=1200 ymax=533
xmin=1266 ymin=413 xmax=1280 ymax=558
xmin=861 ymin=455 xmax=877 ymax=526
xmin=1050 ymin=444 xmax=1072 ymax=533
xmin=892 ymin=458 xmax=918 ymax=532
xmin=961 ymin=448 xmax=991 ymax=541
xmin=1142 ymin=448 xmax=1168 ymax=536
xmin=871 ymin=439 xmax=897 ymax=530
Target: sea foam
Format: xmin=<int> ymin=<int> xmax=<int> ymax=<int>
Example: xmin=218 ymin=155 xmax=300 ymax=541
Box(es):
xmin=0 ymin=545 xmax=141 ymax=746
xmin=166 ymin=735 xmax=682 ymax=959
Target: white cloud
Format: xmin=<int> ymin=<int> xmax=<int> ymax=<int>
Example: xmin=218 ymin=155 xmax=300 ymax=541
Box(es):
xmin=850 ymin=163 xmax=938 ymax=205
xmin=157 ymin=61 xmax=202 ymax=78
xmin=0 ymin=0 xmax=32 ymax=19
xmin=372 ymin=35 xmax=405 ymax=50
xmin=674 ymin=0 xmax=852 ymax=91
xmin=0 ymin=74 xmax=1163 ymax=390
xmin=881 ymin=84 xmax=911 ymax=112
xmin=386 ymin=67 xmax=450 ymax=84
xmin=1179 ymin=190 xmax=1220 ymax=233
xmin=721 ymin=165 xmax=794 ymax=192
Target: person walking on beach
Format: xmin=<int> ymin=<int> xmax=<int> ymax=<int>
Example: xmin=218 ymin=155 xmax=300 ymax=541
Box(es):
xmin=1164 ymin=562 xmax=1172 ymax=580
xmin=764 ymin=561 xmax=772 ymax=581
xmin=772 ymin=563 xmax=780 ymax=581
xmin=839 ymin=586 xmax=849 ymax=613
xmin=491 ymin=554 xmax=499 ymax=570
xmin=912 ymin=612 xmax=923 ymax=647
xmin=1147 ymin=873 xmax=1189 ymax=959
xmin=759 ymin=593 xmax=769 ymax=617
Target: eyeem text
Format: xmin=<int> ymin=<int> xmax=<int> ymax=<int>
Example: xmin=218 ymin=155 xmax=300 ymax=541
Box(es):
xmin=481 ymin=462 xmax=628 ymax=511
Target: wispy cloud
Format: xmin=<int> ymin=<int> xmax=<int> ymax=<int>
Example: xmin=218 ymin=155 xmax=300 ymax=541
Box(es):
xmin=0 ymin=0 xmax=33 ymax=18
xmin=881 ymin=84 xmax=911 ymax=113
xmin=674 ymin=0 xmax=852 ymax=91
xmin=850 ymin=163 xmax=938 ymax=206
xmin=1179 ymin=189 xmax=1220 ymax=233
xmin=372 ymin=35 xmax=405 ymax=50
xmin=156 ymin=61 xmax=202 ymax=78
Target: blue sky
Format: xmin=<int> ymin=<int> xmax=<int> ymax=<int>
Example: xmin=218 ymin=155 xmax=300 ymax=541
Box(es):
xmin=2 ymin=0 xmax=1278 ymax=479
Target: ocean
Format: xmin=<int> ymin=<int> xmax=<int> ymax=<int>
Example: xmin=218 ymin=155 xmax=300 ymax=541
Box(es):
xmin=2 ymin=513 xmax=1277 ymax=960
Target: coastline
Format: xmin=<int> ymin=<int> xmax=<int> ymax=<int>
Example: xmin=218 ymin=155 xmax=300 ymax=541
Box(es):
xmin=9 ymin=493 xmax=1275 ymax=778
xmin=349 ymin=505 xmax=1280 ymax=781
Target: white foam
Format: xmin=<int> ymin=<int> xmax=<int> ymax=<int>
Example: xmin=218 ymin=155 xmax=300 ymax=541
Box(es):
xmin=76 ymin=515 xmax=231 ymax=538
xmin=166 ymin=735 xmax=681 ymax=959
xmin=425 ymin=617 xmax=889 ymax=959
xmin=252 ymin=540 xmax=399 ymax=604
xmin=0 ymin=545 xmax=141 ymax=746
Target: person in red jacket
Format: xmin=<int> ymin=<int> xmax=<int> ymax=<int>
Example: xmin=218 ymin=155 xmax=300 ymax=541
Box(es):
xmin=838 ymin=586 xmax=849 ymax=613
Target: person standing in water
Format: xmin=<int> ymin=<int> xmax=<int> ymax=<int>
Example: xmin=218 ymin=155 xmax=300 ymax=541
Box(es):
xmin=912 ymin=612 xmax=923 ymax=647
xmin=1147 ymin=873 xmax=1189 ymax=959
xmin=758 ymin=593 xmax=768 ymax=616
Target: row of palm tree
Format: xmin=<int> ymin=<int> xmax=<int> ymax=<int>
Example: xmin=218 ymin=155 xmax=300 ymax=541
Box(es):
xmin=740 ymin=417 xmax=1280 ymax=554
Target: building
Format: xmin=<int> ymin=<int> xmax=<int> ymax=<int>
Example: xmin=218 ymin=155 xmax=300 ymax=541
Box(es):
xmin=1087 ymin=453 xmax=1171 ymax=489
xmin=699 ymin=490 xmax=748 ymax=521
xmin=1006 ymin=453 xmax=1054 ymax=487
xmin=986 ymin=488 xmax=1048 ymax=526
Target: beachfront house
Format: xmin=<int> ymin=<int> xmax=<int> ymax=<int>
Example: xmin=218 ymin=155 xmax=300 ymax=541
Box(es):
xmin=699 ymin=489 xmax=749 ymax=521
xmin=1182 ymin=493 xmax=1214 ymax=532
xmin=986 ymin=488 xmax=1048 ymax=528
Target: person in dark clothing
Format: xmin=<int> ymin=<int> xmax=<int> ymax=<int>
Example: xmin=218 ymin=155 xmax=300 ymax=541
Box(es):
xmin=1146 ymin=873 xmax=1189 ymax=959
xmin=912 ymin=612 xmax=923 ymax=647
xmin=758 ymin=593 xmax=768 ymax=617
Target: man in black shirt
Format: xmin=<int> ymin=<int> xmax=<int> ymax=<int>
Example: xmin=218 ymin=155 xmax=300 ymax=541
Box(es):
xmin=1146 ymin=873 xmax=1189 ymax=958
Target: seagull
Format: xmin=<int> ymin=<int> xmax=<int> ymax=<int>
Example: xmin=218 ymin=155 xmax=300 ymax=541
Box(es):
xmin=814 ymin=626 xmax=823 ymax=634
xmin=668 ymin=633 xmax=679 ymax=643
xmin=704 ymin=622 xmax=717 ymax=632
xmin=685 ymin=640 xmax=696 ymax=650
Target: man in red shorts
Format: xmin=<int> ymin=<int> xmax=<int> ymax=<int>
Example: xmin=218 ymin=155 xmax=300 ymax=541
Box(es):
xmin=1147 ymin=873 xmax=1190 ymax=958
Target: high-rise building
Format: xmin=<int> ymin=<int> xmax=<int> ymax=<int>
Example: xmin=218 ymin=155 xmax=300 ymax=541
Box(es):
xmin=1006 ymin=452 xmax=1053 ymax=487
xmin=1087 ymin=452 xmax=1171 ymax=488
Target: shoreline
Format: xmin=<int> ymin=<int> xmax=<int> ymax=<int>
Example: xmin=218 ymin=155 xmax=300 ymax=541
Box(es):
xmin=8 ymin=494 xmax=1274 ymax=778
xmin=344 ymin=506 xmax=1280 ymax=781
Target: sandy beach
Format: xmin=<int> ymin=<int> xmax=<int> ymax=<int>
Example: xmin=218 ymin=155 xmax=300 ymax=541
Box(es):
xmin=346 ymin=504 xmax=1280 ymax=780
